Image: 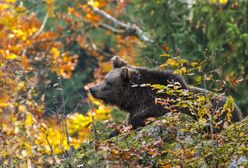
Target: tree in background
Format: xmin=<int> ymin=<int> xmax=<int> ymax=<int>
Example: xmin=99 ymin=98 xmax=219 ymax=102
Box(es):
xmin=133 ymin=0 xmax=248 ymax=114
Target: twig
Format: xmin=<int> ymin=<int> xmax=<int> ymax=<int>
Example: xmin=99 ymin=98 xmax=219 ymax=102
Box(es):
xmin=209 ymin=100 xmax=221 ymax=167
xmin=89 ymin=5 xmax=127 ymax=28
xmin=88 ymin=100 xmax=97 ymax=150
xmin=33 ymin=13 xmax=49 ymax=38
xmin=45 ymin=129 xmax=54 ymax=155
xmin=21 ymin=12 xmax=48 ymax=56
xmin=59 ymin=78 xmax=74 ymax=157
xmin=87 ymin=100 xmax=97 ymax=168
xmin=85 ymin=34 xmax=113 ymax=58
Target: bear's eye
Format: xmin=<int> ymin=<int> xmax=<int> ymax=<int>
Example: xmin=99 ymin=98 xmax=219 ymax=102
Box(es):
xmin=106 ymin=81 xmax=112 ymax=86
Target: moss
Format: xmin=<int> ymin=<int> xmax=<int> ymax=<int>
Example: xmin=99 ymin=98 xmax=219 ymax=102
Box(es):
xmin=59 ymin=113 xmax=248 ymax=167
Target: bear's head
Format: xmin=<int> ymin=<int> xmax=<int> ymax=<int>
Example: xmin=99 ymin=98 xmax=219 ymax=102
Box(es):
xmin=89 ymin=56 xmax=138 ymax=105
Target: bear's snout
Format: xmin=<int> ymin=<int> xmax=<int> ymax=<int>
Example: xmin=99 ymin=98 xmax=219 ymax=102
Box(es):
xmin=89 ymin=84 xmax=104 ymax=99
xmin=89 ymin=87 xmax=96 ymax=97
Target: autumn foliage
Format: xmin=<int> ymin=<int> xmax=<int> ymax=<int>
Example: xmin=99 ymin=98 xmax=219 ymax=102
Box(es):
xmin=0 ymin=0 xmax=113 ymax=166
xmin=0 ymin=0 xmax=247 ymax=167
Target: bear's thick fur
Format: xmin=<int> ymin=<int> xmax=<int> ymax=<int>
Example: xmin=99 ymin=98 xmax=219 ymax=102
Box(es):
xmin=89 ymin=56 xmax=243 ymax=136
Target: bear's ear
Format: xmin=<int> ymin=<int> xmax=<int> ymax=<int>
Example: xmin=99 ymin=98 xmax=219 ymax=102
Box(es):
xmin=111 ymin=56 xmax=128 ymax=68
xmin=120 ymin=67 xmax=131 ymax=80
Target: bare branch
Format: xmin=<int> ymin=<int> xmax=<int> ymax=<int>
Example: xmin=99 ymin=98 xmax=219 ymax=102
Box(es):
xmin=89 ymin=5 xmax=154 ymax=43
xmin=45 ymin=129 xmax=53 ymax=155
xmin=99 ymin=22 xmax=124 ymax=34
xmin=33 ymin=13 xmax=48 ymax=38
xmin=59 ymin=78 xmax=74 ymax=158
xmin=90 ymin=6 xmax=127 ymax=28
xmin=21 ymin=12 xmax=49 ymax=56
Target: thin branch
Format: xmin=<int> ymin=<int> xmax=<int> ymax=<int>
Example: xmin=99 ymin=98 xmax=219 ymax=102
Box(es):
xmin=89 ymin=5 xmax=127 ymax=28
xmin=87 ymin=99 xmax=97 ymax=168
xmin=59 ymin=78 xmax=74 ymax=157
xmin=99 ymin=22 xmax=124 ymax=34
xmin=33 ymin=13 xmax=49 ymax=38
xmin=89 ymin=5 xmax=154 ymax=43
xmin=21 ymin=12 xmax=48 ymax=56
xmin=86 ymin=34 xmax=113 ymax=58
xmin=87 ymin=100 xmax=97 ymax=151
xmin=45 ymin=129 xmax=54 ymax=155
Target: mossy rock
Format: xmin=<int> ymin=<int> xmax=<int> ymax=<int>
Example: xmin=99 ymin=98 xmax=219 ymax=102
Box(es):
xmin=60 ymin=112 xmax=248 ymax=167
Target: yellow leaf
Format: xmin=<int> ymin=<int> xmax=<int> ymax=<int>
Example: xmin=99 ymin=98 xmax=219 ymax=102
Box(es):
xmin=18 ymin=105 xmax=27 ymax=113
xmin=93 ymin=1 xmax=100 ymax=8
xmin=191 ymin=62 xmax=198 ymax=67
xmin=17 ymin=82 xmax=25 ymax=91
xmin=111 ymin=149 xmax=119 ymax=155
xmin=67 ymin=7 xmax=75 ymax=13
xmin=239 ymin=132 xmax=244 ymax=137
xmin=209 ymin=0 xmax=228 ymax=5
xmin=88 ymin=1 xmax=100 ymax=8
xmin=5 ymin=53 xmax=18 ymax=60
xmin=13 ymin=29 xmax=25 ymax=38
xmin=173 ymin=67 xmax=187 ymax=74
xmin=46 ymin=0 xmax=55 ymax=16
xmin=51 ymin=47 xmax=60 ymax=59
xmin=5 ymin=0 xmax=16 ymax=3
xmin=181 ymin=67 xmax=187 ymax=73
xmin=166 ymin=58 xmax=179 ymax=66
xmin=219 ymin=0 xmax=228 ymax=4
xmin=25 ymin=113 xmax=34 ymax=127
xmin=173 ymin=69 xmax=182 ymax=74
xmin=222 ymin=96 xmax=234 ymax=122
xmin=194 ymin=75 xmax=202 ymax=83
xmin=173 ymin=68 xmax=186 ymax=74
xmin=179 ymin=59 xmax=188 ymax=64
xmin=160 ymin=53 xmax=170 ymax=57
xmin=159 ymin=64 xmax=167 ymax=69
xmin=0 ymin=4 xmax=10 ymax=11
xmin=150 ymin=84 xmax=166 ymax=90
xmin=0 ymin=101 xmax=8 ymax=107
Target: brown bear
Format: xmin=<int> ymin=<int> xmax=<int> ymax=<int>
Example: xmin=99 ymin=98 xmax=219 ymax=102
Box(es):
xmin=89 ymin=56 xmax=243 ymax=137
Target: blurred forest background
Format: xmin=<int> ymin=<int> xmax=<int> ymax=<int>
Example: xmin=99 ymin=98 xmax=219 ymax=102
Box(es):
xmin=0 ymin=0 xmax=247 ymax=167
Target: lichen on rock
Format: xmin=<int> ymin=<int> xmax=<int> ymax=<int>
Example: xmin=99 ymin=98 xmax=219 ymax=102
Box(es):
xmin=60 ymin=112 xmax=248 ymax=168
